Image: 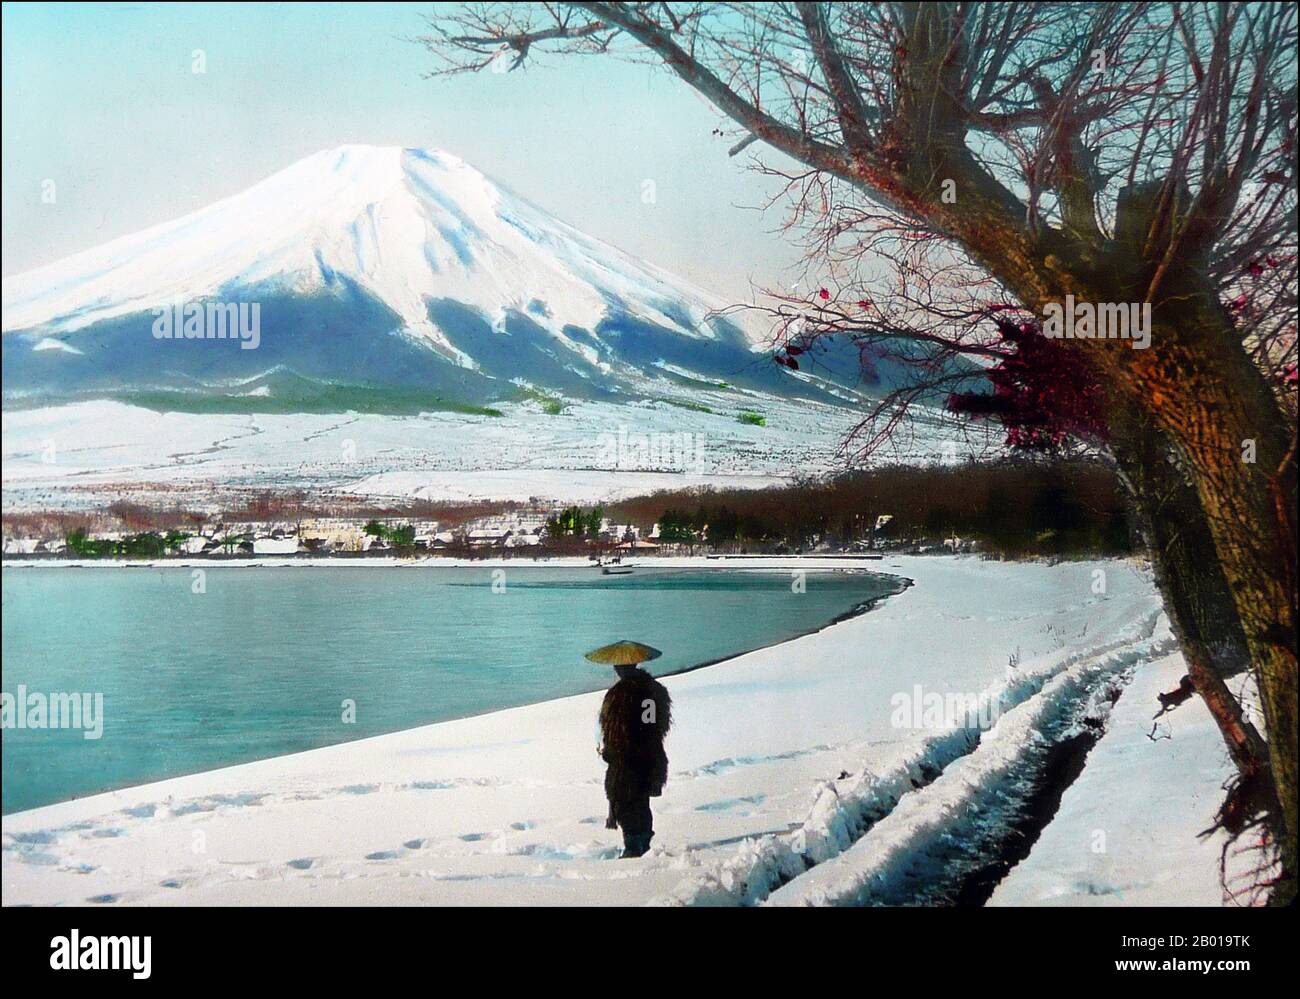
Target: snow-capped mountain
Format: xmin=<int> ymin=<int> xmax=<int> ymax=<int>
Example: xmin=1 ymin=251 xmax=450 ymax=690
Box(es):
xmin=5 ymin=145 xmax=729 ymax=349
xmin=3 ymin=144 xmax=874 ymax=413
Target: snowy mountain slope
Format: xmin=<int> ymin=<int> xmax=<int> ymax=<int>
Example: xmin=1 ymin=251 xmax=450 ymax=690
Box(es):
xmin=2 ymin=145 xmax=879 ymax=412
xmin=3 ymin=145 xmax=723 ymax=344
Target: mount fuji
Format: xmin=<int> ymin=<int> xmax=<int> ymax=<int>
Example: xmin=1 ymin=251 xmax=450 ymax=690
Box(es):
xmin=2 ymin=145 xmax=876 ymax=414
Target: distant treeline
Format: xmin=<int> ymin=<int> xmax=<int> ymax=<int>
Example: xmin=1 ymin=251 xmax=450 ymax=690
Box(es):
xmin=609 ymin=460 xmax=1132 ymax=558
xmin=64 ymin=527 xmax=194 ymax=558
xmin=545 ymin=505 xmax=607 ymax=538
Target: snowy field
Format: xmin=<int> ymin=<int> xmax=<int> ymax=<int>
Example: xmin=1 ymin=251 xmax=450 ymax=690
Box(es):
xmin=1 ymin=555 xmax=1240 ymax=907
xmin=1 ymin=398 xmax=992 ymax=511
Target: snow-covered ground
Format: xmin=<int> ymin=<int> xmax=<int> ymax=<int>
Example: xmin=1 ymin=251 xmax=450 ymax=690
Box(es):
xmin=1 ymin=397 xmax=987 ymax=511
xmin=1 ymin=555 xmax=1242 ymax=906
xmin=987 ymin=649 xmax=1246 ymax=906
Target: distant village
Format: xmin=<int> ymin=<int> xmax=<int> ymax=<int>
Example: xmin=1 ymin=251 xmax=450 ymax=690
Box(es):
xmin=0 ymin=506 xmax=985 ymax=560
xmin=0 ymin=510 xmax=662 ymax=559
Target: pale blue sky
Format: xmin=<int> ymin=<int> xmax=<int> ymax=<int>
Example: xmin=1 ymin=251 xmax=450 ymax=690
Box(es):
xmin=1 ymin=1 xmax=803 ymax=303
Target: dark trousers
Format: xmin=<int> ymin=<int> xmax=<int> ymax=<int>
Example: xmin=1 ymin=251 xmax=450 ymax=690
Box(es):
xmin=618 ymin=795 xmax=654 ymax=858
xmin=606 ymin=767 xmax=655 ymax=858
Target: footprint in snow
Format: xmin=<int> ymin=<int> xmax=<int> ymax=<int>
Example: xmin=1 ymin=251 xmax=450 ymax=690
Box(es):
xmin=507 ymin=843 xmax=616 ymax=861
xmin=8 ymin=830 xmax=58 ymax=845
xmin=694 ymin=794 xmax=767 ymax=813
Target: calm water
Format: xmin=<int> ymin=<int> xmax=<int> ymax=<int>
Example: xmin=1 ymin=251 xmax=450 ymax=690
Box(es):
xmin=0 ymin=565 xmax=898 ymax=813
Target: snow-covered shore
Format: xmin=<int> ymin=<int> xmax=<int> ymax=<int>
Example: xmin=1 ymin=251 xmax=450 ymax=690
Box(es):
xmin=1 ymin=555 xmax=1239 ymax=906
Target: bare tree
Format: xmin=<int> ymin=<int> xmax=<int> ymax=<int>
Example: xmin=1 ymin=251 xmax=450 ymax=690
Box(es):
xmin=421 ymin=1 xmax=1298 ymax=899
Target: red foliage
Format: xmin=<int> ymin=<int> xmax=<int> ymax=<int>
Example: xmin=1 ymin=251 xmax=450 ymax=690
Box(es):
xmin=947 ymin=320 xmax=1108 ymax=451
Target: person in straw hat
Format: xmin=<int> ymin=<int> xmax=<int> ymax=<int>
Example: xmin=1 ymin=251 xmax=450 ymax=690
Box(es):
xmin=586 ymin=641 xmax=673 ymax=858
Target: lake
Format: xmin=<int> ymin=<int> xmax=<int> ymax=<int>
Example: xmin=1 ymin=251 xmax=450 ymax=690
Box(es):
xmin=0 ymin=564 xmax=900 ymax=813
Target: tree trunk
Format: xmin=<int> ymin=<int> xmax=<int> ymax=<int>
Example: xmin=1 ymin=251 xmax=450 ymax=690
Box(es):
xmin=1109 ymin=409 xmax=1270 ymax=781
xmin=1131 ymin=294 xmax=1298 ymax=902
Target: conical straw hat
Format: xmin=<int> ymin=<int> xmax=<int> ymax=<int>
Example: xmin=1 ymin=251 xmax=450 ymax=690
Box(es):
xmin=583 ymin=640 xmax=663 ymax=665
